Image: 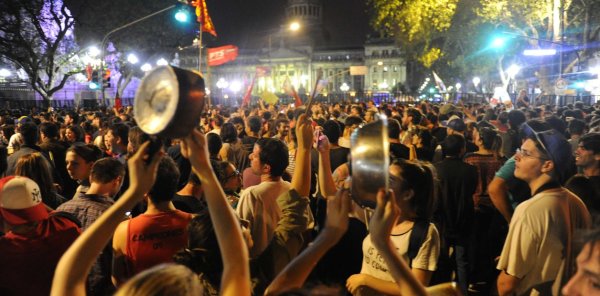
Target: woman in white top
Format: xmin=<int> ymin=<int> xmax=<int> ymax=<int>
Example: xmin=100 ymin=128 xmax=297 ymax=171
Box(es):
xmin=346 ymin=159 xmax=441 ymax=295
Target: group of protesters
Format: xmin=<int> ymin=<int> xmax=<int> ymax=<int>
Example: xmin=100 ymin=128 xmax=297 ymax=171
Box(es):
xmin=0 ymin=95 xmax=599 ymax=296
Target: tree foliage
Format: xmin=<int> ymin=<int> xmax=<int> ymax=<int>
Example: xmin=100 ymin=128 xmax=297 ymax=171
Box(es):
xmin=0 ymin=0 xmax=80 ymax=101
xmin=370 ymin=0 xmax=600 ymax=91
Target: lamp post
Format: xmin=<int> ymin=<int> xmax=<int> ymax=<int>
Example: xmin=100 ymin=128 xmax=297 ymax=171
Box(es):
xmin=99 ymin=3 xmax=186 ymax=106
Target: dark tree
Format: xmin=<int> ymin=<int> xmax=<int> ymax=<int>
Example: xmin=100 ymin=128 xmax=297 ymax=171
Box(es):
xmin=0 ymin=0 xmax=81 ymax=102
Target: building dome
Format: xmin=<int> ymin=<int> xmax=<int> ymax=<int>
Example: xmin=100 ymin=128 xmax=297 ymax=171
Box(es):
xmin=286 ymin=0 xmax=322 ymax=25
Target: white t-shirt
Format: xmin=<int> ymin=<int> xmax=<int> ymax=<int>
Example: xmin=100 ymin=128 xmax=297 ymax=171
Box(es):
xmin=236 ymin=180 xmax=291 ymax=258
xmin=497 ymin=188 xmax=591 ymax=296
xmin=360 ymin=222 xmax=440 ymax=282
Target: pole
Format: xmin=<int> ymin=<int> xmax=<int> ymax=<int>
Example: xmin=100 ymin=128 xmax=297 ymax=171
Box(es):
xmin=100 ymin=4 xmax=177 ymax=107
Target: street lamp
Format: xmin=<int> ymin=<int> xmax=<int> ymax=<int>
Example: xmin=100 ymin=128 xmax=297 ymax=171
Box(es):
xmin=156 ymin=58 xmax=168 ymax=66
xmin=472 ymin=77 xmax=480 ymax=87
xmin=127 ymin=53 xmax=139 ymax=64
xmin=99 ymin=3 xmax=186 ymax=106
xmin=289 ymin=21 xmax=301 ymax=32
xmin=507 ymin=64 xmax=521 ymax=79
xmin=0 ymin=69 xmax=11 ymax=78
xmin=140 ymin=63 xmax=152 ymax=72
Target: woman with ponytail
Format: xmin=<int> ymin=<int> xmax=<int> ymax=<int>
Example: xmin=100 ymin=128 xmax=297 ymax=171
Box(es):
xmin=463 ymin=122 xmax=507 ymax=292
xmin=345 ymin=159 xmax=440 ymax=295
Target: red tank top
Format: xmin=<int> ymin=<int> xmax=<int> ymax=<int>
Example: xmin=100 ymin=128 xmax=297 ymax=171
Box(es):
xmin=125 ymin=210 xmax=193 ymax=276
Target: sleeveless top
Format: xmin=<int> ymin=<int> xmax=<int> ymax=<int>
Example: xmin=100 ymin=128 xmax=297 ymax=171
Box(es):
xmin=125 ymin=210 xmax=193 ymax=276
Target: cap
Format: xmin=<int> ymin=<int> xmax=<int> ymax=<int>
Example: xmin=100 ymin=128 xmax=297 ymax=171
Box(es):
xmin=537 ymin=131 xmax=573 ymax=183
xmin=447 ymin=118 xmax=466 ymax=132
xmin=0 ymin=176 xmax=49 ymax=225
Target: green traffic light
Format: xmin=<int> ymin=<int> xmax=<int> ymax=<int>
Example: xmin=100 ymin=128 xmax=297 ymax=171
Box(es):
xmin=175 ymin=10 xmax=189 ymax=22
xmin=491 ymin=36 xmax=507 ymax=49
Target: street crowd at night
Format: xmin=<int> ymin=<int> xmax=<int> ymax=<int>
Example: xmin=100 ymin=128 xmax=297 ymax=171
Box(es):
xmin=0 ymin=97 xmax=599 ymax=296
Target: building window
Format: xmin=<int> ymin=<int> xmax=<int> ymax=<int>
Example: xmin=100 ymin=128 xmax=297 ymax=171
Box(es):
xmin=373 ymin=67 xmax=377 ymax=73
xmin=383 ymin=66 xmax=388 ymax=72
xmin=393 ymin=66 xmax=398 ymax=72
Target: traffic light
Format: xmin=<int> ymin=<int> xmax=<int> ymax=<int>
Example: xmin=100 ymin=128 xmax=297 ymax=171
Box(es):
xmin=103 ymin=69 xmax=111 ymax=88
xmin=89 ymin=70 xmax=99 ymax=90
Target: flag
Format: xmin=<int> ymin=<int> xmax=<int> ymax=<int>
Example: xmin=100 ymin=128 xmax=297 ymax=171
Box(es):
xmin=310 ymin=78 xmax=328 ymax=98
xmin=283 ymin=76 xmax=302 ymax=106
xmin=86 ymin=64 xmax=93 ymax=81
xmin=255 ymin=66 xmax=271 ymax=77
xmin=432 ymin=71 xmax=447 ymax=93
xmin=193 ymin=0 xmax=217 ymax=37
xmin=207 ymin=45 xmax=238 ymax=66
xmin=242 ymin=76 xmax=256 ymax=107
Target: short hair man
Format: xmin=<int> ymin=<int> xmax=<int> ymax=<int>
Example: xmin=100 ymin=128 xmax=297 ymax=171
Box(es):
xmin=112 ymin=157 xmax=193 ymax=285
xmin=105 ymin=123 xmax=129 ymax=163
xmin=497 ymin=127 xmax=591 ymax=295
xmin=272 ymin=118 xmax=290 ymax=143
xmin=56 ymin=158 xmax=125 ymax=295
xmin=6 ymin=122 xmax=54 ymax=176
xmin=574 ymin=132 xmax=600 ymax=178
xmin=236 ymin=138 xmax=292 ymax=258
xmin=0 ymin=176 xmax=80 ymax=295
xmin=242 ymin=116 xmax=263 ymax=153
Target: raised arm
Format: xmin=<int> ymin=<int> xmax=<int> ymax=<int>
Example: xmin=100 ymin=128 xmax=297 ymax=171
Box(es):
xmin=368 ymin=189 xmax=427 ymax=296
xmin=265 ymin=188 xmax=350 ymax=295
xmin=181 ymin=129 xmax=250 ymax=296
xmin=316 ymin=136 xmax=338 ymax=197
xmin=51 ymin=142 xmax=162 ymax=296
xmin=292 ymin=114 xmax=313 ymax=197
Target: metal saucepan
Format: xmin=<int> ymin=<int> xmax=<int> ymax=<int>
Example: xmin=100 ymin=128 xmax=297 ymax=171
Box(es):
xmin=350 ymin=115 xmax=390 ymax=209
xmin=134 ymin=65 xmax=206 ymax=138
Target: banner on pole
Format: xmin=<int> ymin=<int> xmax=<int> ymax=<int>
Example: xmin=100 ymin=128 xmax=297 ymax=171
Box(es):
xmin=207 ymin=45 xmax=238 ymax=66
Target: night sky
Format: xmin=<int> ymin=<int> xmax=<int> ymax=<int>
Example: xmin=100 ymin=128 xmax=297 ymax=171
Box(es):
xmin=205 ymin=0 xmax=373 ymax=48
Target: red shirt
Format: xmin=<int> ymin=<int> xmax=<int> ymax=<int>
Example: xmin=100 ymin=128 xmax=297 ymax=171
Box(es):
xmin=0 ymin=215 xmax=81 ymax=296
xmin=125 ymin=210 xmax=193 ymax=276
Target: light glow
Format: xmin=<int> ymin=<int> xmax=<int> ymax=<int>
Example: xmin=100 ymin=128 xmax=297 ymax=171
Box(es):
xmin=523 ymin=49 xmax=557 ymax=56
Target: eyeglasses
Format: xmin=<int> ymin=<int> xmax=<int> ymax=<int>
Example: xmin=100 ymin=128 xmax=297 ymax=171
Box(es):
xmin=224 ymin=169 xmax=241 ymax=180
xmin=515 ymin=148 xmax=549 ymax=160
xmin=522 ymin=123 xmax=555 ymax=161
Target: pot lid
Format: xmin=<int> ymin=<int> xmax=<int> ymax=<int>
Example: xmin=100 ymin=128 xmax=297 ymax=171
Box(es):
xmin=134 ymin=66 xmax=180 ymax=135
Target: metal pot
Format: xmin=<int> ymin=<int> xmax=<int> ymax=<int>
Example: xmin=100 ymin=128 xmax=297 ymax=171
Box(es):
xmin=350 ymin=115 xmax=390 ymax=208
xmin=134 ymin=65 xmax=206 ymax=138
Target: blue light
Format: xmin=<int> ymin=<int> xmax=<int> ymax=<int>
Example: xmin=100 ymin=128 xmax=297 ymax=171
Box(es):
xmin=574 ymin=81 xmax=585 ymax=89
xmin=89 ymin=82 xmax=99 ymax=89
xmin=491 ymin=37 xmax=507 ymax=49
xmin=175 ymin=10 xmax=189 ymax=23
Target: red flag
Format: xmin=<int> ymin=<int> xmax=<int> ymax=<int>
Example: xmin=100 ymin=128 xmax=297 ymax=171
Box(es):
xmin=207 ymin=45 xmax=238 ymax=66
xmin=242 ymin=76 xmax=256 ymax=107
xmin=255 ymin=66 xmax=271 ymax=77
xmin=283 ymin=77 xmax=302 ymax=106
xmin=193 ymin=0 xmax=217 ymax=37
xmin=86 ymin=64 xmax=93 ymax=81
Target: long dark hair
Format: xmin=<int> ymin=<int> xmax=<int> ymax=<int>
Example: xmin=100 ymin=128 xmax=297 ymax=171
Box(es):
xmin=391 ymin=159 xmax=437 ymax=221
xmin=173 ymin=213 xmax=222 ymax=289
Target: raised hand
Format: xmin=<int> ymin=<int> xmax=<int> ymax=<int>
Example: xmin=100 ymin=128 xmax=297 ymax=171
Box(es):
xmin=369 ymin=188 xmax=399 ymax=249
xmin=127 ymin=141 xmax=163 ymax=196
xmin=180 ymin=128 xmax=212 ymax=176
xmin=295 ymin=114 xmax=314 ymax=150
xmin=323 ymin=187 xmax=351 ymax=241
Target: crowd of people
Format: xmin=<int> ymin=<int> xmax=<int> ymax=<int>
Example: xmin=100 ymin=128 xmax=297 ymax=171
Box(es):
xmin=0 ymin=96 xmax=599 ymax=296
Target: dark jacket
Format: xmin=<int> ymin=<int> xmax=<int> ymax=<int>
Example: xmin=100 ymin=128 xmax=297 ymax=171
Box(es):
xmin=434 ymin=157 xmax=478 ymax=239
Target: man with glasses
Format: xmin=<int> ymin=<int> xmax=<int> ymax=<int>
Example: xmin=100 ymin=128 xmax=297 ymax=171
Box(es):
xmin=496 ymin=127 xmax=591 ymax=296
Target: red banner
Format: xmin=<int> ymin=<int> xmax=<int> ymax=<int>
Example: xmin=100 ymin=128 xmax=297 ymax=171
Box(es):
xmin=207 ymin=45 xmax=238 ymax=66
